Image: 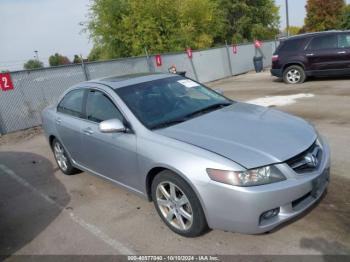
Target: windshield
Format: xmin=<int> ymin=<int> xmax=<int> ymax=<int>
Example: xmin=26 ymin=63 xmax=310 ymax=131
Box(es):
xmin=116 ymin=76 xmax=232 ymax=129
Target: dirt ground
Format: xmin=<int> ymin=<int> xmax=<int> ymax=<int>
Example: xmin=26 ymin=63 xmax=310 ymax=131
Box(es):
xmin=1 ymin=71 xmax=350 ymax=257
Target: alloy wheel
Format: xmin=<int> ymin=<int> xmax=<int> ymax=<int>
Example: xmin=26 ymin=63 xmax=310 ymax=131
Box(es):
xmin=156 ymin=181 xmax=193 ymax=231
xmin=54 ymin=142 xmax=68 ymax=172
xmin=286 ymin=69 xmax=301 ymax=84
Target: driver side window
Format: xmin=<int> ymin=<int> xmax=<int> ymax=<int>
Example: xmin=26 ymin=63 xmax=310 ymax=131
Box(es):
xmin=86 ymin=90 xmax=123 ymax=123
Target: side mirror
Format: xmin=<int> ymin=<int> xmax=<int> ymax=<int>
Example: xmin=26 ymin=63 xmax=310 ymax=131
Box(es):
xmin=214 ymin=88 xmax=224 ymax=95
xmin=99 ymin=119 xmax=126 ymax=133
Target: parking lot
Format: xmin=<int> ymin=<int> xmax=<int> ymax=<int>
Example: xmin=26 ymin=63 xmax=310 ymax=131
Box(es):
xmin=1 ymin=71 xmax=350 ymax=256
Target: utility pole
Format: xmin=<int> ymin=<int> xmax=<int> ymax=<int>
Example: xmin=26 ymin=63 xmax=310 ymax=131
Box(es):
xmin=34 ymin=50 xmax=40 ymax=61
xmin=80 ymin=54 xmax=89 ymax=81
xmin=285 ymin=0 xmax=290 ymax=36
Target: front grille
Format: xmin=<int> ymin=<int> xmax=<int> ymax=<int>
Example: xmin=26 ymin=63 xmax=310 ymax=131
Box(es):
xmin=287 ymin=141 xmax=322 ymax=173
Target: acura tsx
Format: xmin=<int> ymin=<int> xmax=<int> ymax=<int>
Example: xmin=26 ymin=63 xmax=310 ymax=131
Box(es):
xmin=42 ymin=73 xmax=330 ymax=237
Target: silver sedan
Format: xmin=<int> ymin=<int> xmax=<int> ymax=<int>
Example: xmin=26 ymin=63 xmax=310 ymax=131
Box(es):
xmin=42 ymin=73 xmax=330 ymax=237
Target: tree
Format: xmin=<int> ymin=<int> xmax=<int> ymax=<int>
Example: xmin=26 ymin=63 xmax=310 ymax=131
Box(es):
xmin=86 ymin=0 xmax=223 ymax=60
xmin=217 ymin=0 xmax=280 ymax=43
xmin=23 ymin=59 xmax=44 ymax=70
xmin=73 ymin=55 xmax=82 ymax=64
xmin=86 ymin=0 xmax=280 ymax=60
xmin=48 ymin=53 xmax=71 ymax=66
xmin=341 ymin=4 xmax=350 ymax=29
xmin=287 ymin=26 xmax=302 ymax=36
xmin=304 ymin=0 xmax=345 ymax=32
xmin=87 ymin=45 xmax=104 ymax=61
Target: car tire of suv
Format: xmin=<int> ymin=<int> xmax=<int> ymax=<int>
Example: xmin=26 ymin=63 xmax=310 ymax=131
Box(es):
xmin=52 ymin=138 xmax=79 ymax=175
xmin=151 ymin=170 xmax=208 ymax=237
xmin=283 ymin=65 xmax=306 ymax=84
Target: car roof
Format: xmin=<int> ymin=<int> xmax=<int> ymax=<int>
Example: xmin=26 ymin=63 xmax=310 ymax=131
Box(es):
xmin=280 ymin=30 xmax=350 ymax=42
xmin=86 ymin=72 xmax=177 ymax=89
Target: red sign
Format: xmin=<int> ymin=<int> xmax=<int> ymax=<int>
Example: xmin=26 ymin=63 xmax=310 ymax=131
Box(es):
xmin=155 ymin=54 xmax=162 ymax=67
xmin=232 ymin=44 xmax=237 ymax=54
xmin=254 ymin=40 xmax=262 ymax=49
xmin=0 ymin=73 xmax=14 ymax=91
xmin=186 ymin=47 xmax=193 ymax=59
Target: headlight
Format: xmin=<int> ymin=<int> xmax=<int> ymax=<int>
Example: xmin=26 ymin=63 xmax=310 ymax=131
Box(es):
xmin=315 ymin=136 xmax=323 ymax=148
xmin=206 ymin=166 xmax=286 ymax=187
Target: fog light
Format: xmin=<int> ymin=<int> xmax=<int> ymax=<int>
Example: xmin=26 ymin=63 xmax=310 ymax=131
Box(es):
xmin=261 ymin=208 xmax=280 ymax=220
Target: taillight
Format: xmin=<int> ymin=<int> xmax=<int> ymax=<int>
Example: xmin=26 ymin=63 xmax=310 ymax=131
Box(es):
xmin=272 ymin=55 xmax=279 ymax=62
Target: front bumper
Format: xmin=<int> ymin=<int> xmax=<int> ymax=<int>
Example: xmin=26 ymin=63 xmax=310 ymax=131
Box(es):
xmin=198 ymin=140 xmax=330 ymax=234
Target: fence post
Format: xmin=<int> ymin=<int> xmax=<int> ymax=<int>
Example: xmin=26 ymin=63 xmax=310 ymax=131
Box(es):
xmin=81 ymin=55 xmax=89 ymax=80
xmin=225 ymin=41 xmax=233 ymax=76
xmin=0 ymin=111 xmax=6 ymax=135
xmin=144 ymin=48 xmax=155 ymax=72
xmin=189 ymin=55 xmax=199 ymax=81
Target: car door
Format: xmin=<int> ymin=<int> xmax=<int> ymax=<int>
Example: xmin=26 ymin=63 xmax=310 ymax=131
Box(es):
xmin=80 ymin=88 xmax=140 ymax=190
xmin=337 ymin=33 xmax=350 ymax=73
xmin=56 ymin=89 xmax=86 ymax=164
xmin=305 ymin=34 xmax=341 ymax=74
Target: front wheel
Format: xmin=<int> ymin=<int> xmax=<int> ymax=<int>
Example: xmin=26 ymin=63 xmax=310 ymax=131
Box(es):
xmin=151 ymin=170 xmax=208 ymax=237
xmin=283 ymin=65 xmax=306 ymax=84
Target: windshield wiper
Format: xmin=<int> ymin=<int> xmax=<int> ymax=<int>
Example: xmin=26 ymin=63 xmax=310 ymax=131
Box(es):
xmin=150 ymin=118 xmax=188 ymax=130
xmin=150 ymin=102 xmax=232 ymax=130
xmin=182 ymin=102 xmax=232 ymax=119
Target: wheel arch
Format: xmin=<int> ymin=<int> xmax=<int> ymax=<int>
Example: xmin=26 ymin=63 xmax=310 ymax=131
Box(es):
xmin=282 ymin=62 xmax=305 ymax=72
xmin=48 ymin=135 xmax=75 ymax=165
xmin=49 ymin=135 xmax=56 ymax=148
xmin=145 ymin=166 xmax=167 ymax=201
xmin=145 ymin=165 xmax=207 ymax=216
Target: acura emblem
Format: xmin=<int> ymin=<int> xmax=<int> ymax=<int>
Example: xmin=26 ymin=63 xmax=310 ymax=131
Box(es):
xmin=304 ymin=152 xmax=318 ymax=168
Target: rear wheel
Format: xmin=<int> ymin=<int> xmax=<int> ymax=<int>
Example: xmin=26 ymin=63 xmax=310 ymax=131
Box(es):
xmin=151 ymin=170 xmax=208 ymax=237
xmin=283 ymin=65 xmax=306 ymax=84
xmin=52 ymin=138 xmax=79 ymax=175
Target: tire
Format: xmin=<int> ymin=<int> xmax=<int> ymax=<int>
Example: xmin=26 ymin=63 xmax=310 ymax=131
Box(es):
xmin=283 ymin=65 xmax=306 ymax=84
xmin=151 ymin=170 xmax=208 ymax=237
xmin=52 ymin=138 xmax=79 ymax=175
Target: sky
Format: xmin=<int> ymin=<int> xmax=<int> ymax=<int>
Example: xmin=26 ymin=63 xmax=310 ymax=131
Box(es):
xmin=0 ymin=0 xmax=92 ymax=71
xmin=276 ymin=0 xmax=307 ymax=29
xmin=1 ymin=0 xmax=349 ymax=71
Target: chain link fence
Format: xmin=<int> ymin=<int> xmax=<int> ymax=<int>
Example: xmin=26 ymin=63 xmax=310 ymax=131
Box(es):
xmin=0 ymin=41 xmax=277 ymax=135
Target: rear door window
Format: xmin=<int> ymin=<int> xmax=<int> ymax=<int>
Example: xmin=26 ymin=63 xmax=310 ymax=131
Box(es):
xmin=338 ymin=34 xmax=350 ymax=48
xmin=86 ymin=90 xmax=123 ymax=123
xmin=308 ymin=35 xmax=338 ymax=50
xmin=57 ymin=89 xmax=85 ymax=118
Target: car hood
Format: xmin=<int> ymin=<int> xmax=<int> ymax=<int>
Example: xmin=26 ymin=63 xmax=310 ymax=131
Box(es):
xmin=155 ymin=102 xmax=317 ymax=169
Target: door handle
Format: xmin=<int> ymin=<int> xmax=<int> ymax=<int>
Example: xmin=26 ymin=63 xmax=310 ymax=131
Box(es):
xmin=55 ymin=118 xmax=62 ymax=125
xmin=306 ymin=53 xmax=314 ymax=57
xmin=337 ymin=51 xmax=346 ymax=54
xmin=82 ymin=127 xmax=94 ymax=135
